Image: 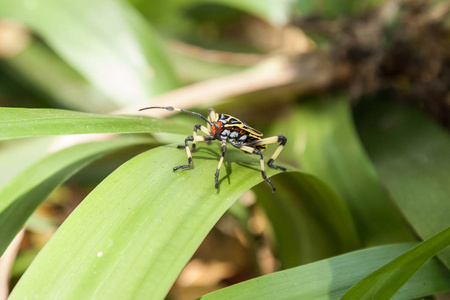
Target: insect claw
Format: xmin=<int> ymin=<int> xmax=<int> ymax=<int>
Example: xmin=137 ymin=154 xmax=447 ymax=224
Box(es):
xmin=269 ymin=165 xmax=287 ymax=172
xmin=215 ymin=169 xmax=220 ymax=188
xmin=174 ymin=165 xmax=189 ymax=171
xmin=267 ymin=159 xmax=287 ymax=172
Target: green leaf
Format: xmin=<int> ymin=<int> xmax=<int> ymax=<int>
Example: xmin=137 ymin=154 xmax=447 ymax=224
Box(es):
xmin=355 ymin=97 xmax=450 ymax=268
xmin=1 ymin=0 xmax=180 ymax=106
xmin=9 ymin=145 xmax=288 ymax=299
xmin=254 ymin=173 xmax=360 ymax=268
xmin=342 ymin=226 xmax=450 ymax=299
xmin=0 ymin=107 xmax=189 ymax=140
xmin=0 ymin=136 xmax=153 ymax=255
xmin=277 ymin=96 xmax=414 ymax=244
xmin=199 ymin=243 xmax=450 ymax=300
xmin=0 ymin=137 xmax=53 ymax=188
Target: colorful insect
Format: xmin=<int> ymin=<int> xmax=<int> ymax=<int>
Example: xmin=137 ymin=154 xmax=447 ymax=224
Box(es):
xmin=139 ymin=106 xmax=287 ymax=192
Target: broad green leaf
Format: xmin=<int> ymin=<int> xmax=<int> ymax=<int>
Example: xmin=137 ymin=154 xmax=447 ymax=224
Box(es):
xmin=342 ymin=226 xmax=450 ymax=299
xmin=275 ymin=96 xmax=414 ymax=245
xmin=10 ymin=145 xmax=289 ymax=299
xmin=254 ymin=173 xmax=360 ymax=268
xmin=199 ymin=243 xmax=450 ymax=300
xmin=355 ymin=97 xmax=450 ymax=268
xmin=1 ymin=0 xmax=179 ymax=106
xmin=0 ymin=136 xmax=153 ymax=255
xmin=0 ymin=108 xmax=189 ymax=140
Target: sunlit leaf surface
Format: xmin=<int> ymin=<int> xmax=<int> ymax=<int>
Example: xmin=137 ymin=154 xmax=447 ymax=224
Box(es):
xmin=10 ymin=145 xmax=290 ymax=299
xmin=0 ymin=108 xmax=189 ymax=140
xmin=0 ymin=136 xmax=153 ymax=255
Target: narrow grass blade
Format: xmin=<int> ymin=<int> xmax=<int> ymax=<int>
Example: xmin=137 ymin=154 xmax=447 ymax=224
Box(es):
xmin=0 ymin=136 xmax=153 ymax=255
xmin=199 ymin=244 xmax=450 ymax=300
xmin=0 ymin=108 xmax=188 ymax=140
xmin=342 ymin=226 xmax=450 ymax=299
xmin=355 ymin=97 xmax=450 ymax=268
xmin=9 ymin=145 xmax=288 ymax=299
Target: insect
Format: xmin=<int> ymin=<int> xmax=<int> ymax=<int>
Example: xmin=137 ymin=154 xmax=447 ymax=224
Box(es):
xmin=139 ymin=106 xmax=287 ymax=192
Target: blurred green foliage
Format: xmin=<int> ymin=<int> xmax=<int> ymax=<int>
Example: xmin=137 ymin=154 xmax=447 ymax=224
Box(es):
xmin=0 ymin=0 xmax=449 ymax=299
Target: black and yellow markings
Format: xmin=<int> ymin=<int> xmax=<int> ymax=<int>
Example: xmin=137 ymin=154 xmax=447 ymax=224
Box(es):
xmin=139 ymin=106 xmax=287 ymax=192
xmin=235 ymin=145 xmax=275 ymax=191
xmin=174 ymin=134 xmax=214 ymax=171
xmin=247 ymin=135 xmax=287 ymax=171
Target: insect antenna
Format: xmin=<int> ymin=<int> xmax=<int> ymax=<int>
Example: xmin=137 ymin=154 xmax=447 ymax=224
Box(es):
xmin=139 ymin=106 xmax=212 ymax=126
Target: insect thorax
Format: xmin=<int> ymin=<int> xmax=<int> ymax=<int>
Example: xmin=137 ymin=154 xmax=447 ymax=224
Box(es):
xmin=214 ymin=114 xmax=266 ymax=150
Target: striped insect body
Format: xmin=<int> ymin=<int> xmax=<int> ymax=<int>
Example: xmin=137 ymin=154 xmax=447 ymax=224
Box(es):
xmin=213 ymin=113 xmax=266 ymax=151
xmin=139 ymin=106 xmax=287 ymax=192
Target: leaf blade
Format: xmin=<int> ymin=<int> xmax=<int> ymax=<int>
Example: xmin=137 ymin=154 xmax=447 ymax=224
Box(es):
xmin=342 ymin=226 xmax=450 ymax=299
xmin=199 ymin=243 xmax=450 ymax=300
xmin=283 ymin=96 xmax=414 ymax=244
xmin=0 ymin=108 xmax=188 ymax=140
xmin=0 ymin=136 xmax=153 ymax=255
xmin=355 ymin=98 xmax=450 ymax=267
xmin=10 ymin=145 xmax=290 ymax=299
xmin=254 ymin=173 xmax=360 ymax=268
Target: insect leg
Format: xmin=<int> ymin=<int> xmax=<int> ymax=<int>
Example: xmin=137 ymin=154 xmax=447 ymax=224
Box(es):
xmin=214 ymin=141 xmax=227 ymax=188
xmin=246 ymin=135 xmax=287 ymax=171
xmin=177 ymin=124 xmax=212 ymax=152
xmin=237 ymin=145 xmax=276 ymax=192
xmin=174 ymin=135 xmax=215 ymax=171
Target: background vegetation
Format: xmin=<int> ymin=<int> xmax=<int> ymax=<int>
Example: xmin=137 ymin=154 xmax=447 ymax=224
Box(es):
xmin=0 ymin=0 xmax=449 ymax=299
